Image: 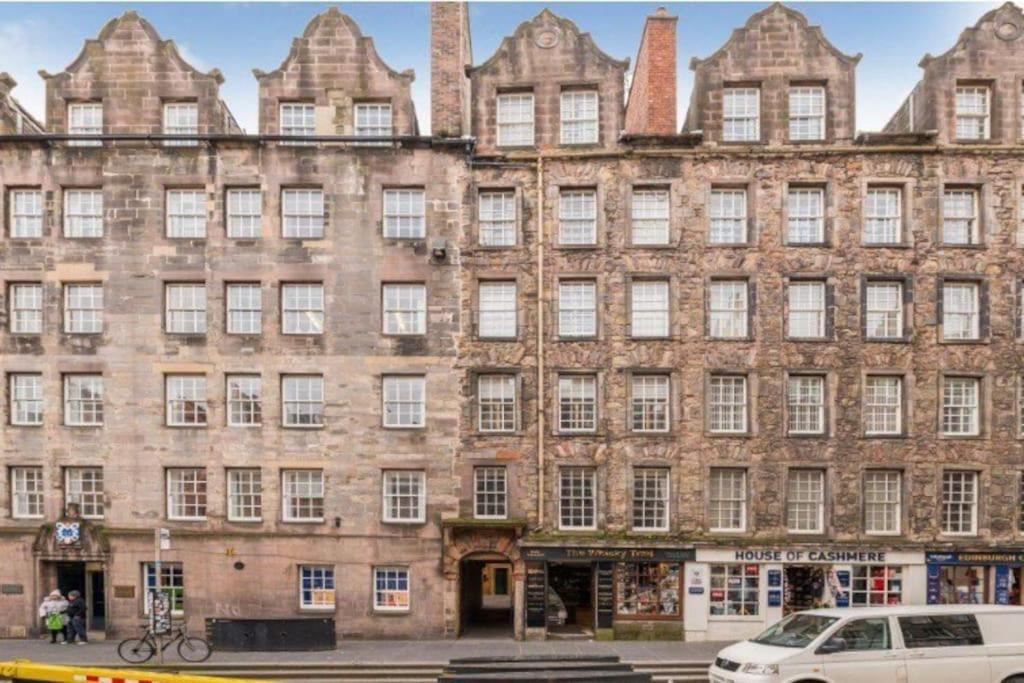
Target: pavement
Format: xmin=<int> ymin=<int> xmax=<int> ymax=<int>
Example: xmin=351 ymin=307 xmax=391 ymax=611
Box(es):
xmin=0 ymin=637 xmax=729 ymax=666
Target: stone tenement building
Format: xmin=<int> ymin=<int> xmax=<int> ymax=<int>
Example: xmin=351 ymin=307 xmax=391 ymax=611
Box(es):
xmin=2 ymin=1 xmax=1024 ymax=643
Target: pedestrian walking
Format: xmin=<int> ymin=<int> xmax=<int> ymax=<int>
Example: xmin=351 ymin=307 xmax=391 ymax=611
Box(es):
xmin=38 ymin=590 xmax=68 ymax=644
xmin=65 ymin=590 xmax=88 ymax=644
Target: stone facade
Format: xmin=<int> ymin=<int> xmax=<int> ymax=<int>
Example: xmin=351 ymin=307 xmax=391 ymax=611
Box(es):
xmin=3 ymin=1 xmax=1024 ymax=643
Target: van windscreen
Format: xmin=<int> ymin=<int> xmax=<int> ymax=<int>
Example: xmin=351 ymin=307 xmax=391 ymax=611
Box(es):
xmin=752 ymin=614 xmax=839 ymax=648
xmin=898 ymin=614 xmax=984 ymax=649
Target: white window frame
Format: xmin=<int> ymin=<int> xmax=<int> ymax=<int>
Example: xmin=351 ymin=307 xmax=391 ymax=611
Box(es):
xmin=281 ymin=283 xmax=324 ymax=335
xmin=478 ymin=374 xmax=517 ymax=433
xmin=11 ymin=466 xmax=44 ymax=519
xmin=478 ymin=191 xmax=517 ymax=247
xmin=630 ymin=279 xmax=670 ymax=338
xmin=941 ymin=470 xmax=978 ymax=536
xmin=64 ymin=283 xmax=103 ymax=334
xmin=63 ymin=189 xmax=103 ymax=238
xmin=558 ymin=467 xmax=597 ymax=531
xmin=722 ymin=87 xmax=760 ymax=142
xmin=558 ymin=189 xmax=597 ymax=246
xmin=943 ymin=188 xmax=980 ymax=245
xmin=708 ymin=375 xmax=748 ymax=434
xmin=864 ymin=470 xmax=902 ymax=536
xmin=65 ymin=467 xmax=104 ymax=519
xmin=709 ymin=188 xmax=748 ymax=244
xmin=163 ymin=102 xmax=199 ymax=147
xmin=281 ymin=469 xmax=325 ymax=523
xmin=632 ymin=467 xmax=669 ymax=531
xmin=942 ymin=281 xmax=980 ymax=341
xmin=631 ymin=188 xmax=670 ymax=246
xmin=382 ymin=470 xmax=426 ymax=524
xmin=383 ymin=189 xmax=426 ymax=239
xmin=282 ymin=375 xmax=324 ymax=428
xmin=164 ymin=283 xmax=207 ymax=335
xmin=382 ymin=375 xmax=426 ymax=428
xmin=281 ymin=188 xmax=325 ymax=239
xmin=496 ymin=93 xmax=534 ymax=147
xmin=165 ymin=374 xmax=208 ymax=427
xmin=226 ymin=283 xmax=262 ymax=335
xmin=955 ymin=85 xmax=990 ymax=141
xmin=226 ymin=375 xmax=262 ymax=427
xmin=558 ymin=280 xmax=597 ymax=338
xmin=9 ymin=373 xmax=43 ymax=426
xmin=560 ymin=90 xmax=598 ymax=145
xmin=941 ymin=376 xmax=980 ymax=437
xmin=478 ymin=281 xmax=517 ymax=339
xmin=166 ymin=189 xmax=206 ymax=238
xmin=788 ymin=86 xmax=825 ymax=141
xmin=354 ymin=102 xmax=393 ymax=138
xmin=9 ymin=282 xmax=43 ymax=334
xmin=279 ymin=102 xmax=315 ymax=138
xmin=558 ymin=374 xmax=598 ymax=434
xmin=709 ymin=564 xmax=760 ymax=617
xmin=67 ymin=102 xmax=102 ymax=147
xmin=373 ymin=566 xmax=411 ymax=612
xmin=787 ymin=374 xmax=825 ymax=436
xmin=166 ymin=468 xmax=207 ymax=521
xmin=863 ymin=187 xmax=902 ymax=244
xmin=226 ymin=189 xmax=262 ymax=239
xmin=63 ymin=374 xmax=103 ymax=427
xmin=630 ymin=374 xmax=670 ymax=433
xmin=787 ymin=280 xmax=827 ymax=339
xmin=474 ymin=466 xmax=508 ymax=520
xmin=863 ymin=375 xmax=903 ymax=436
xmin=851 ymin=565 xmax=903 ymax=606
xmin=865 ymin=281 xmax=904 ymax=340
xmin=227 ymin=468 xmax=262 ymax=522
xmin=144 ymin=563 xmax=184 ymax=616
xmin=709 ymin=468 xmax=747 ymax=532
xmin=299 ymin=565 xmax=335 ymax=610
xmin=708 ymin=280 xmax=749 ymax=339
xmin=9 ymin=189 xmax=43 ymax=238
xmin=787 ymin=187 xmax=825 ymax=244
xmin=786 ymin=469 xmax=825 ymax=534
xmin=382 ymin=283 xmax=427 ymax=336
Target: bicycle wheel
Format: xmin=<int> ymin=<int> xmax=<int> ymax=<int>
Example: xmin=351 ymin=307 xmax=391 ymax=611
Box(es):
xmin=177 ymin=635 xmax=212 ymax=662
xmin=118 ymin=636 xmax=156 ymax=664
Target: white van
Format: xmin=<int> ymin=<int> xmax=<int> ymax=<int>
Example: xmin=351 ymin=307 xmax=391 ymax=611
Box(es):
xmin=708 ymin=604 xmax=1024 ymax=683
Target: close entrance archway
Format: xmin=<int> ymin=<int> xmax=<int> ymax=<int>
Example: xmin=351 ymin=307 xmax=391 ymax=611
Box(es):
xmin=459 ymin=553 xmax=514 ymax=637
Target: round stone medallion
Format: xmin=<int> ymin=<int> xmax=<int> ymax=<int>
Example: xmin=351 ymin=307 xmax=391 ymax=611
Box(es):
xmin=996 ymin=20 xmax=1022 ymax=41
xmin=535 ymin=26 xmax=561 ymax=49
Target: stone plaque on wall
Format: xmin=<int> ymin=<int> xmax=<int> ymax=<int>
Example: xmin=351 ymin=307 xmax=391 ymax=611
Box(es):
xmin=1 ymin=584 xmax=24 ymax=595
xmin=114 ymin=585 xmax=135 ymax=599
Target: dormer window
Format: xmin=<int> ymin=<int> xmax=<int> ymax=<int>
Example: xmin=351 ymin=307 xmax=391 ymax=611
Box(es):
xmin=496 ymin=92 xmax=534 ymax=147
xmin=280 ymin=102 xmax=315 ymax=143
xmin=68 ymin=103 xmax=102 ymax=147
xmin=560 ymin=89 xmax=598 ymax=145
xmin=955 ymin=85 xmax=990 ymax=141
xmin=354 ymin=103 xmax=392 ymax=138
xmin=722 ymin=87 xmax=760 ymax=142
xmin=163 ymin=102 xmax=198 ymax=147
xmin=789 ymin=86 xmax=825 ymax=141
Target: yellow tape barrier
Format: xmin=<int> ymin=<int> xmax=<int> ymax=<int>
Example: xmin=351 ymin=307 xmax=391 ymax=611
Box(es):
xmin=0 ymin=661 xmax=268 ymax=683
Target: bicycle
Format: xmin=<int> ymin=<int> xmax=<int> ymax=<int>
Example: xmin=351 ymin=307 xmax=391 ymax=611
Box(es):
xmin=117 ymin=622 xmax=212 ymax=663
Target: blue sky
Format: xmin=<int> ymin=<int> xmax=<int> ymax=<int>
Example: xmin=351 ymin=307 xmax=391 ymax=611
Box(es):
xmin=0 ymin=1 xmax=1003 ymax=133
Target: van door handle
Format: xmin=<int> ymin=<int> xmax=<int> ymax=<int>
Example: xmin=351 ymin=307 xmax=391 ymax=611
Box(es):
xmin=905 ymin=651 xmax=926 ymax=658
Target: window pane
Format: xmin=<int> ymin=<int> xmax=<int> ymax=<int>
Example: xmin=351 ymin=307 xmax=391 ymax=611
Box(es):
xmin=709 ymin=189 xmax=747 ymax=244
xmin=632 ymin=189 xmax=669 ymax=245
xmin=558 ymin=375 xmax=597 ymax=433
xmin=631 ymin=375 xmax=669 ymax=433
xmin=788 ymin=281 xmax=826 ymax=338
xmin=787 ymin=188 xmax=825 ymax=243
xmin=66 ymin=467 xmax=104 ymax=518
xmin=943 ymin=190 xmax=978 ymax=245
xmin=383 ymin=376 xmax=426 ymax=428
xmin=166 ymin=190 xmax=206 ymax=238
xmin=226 ymin=283 xmax=262 ymax=334
xmin=282 ymin=283 xmax=324 ymax=334
xmin=64 ymin=190 xmax=104 ymax=238
xmin=864 ymin=188 xmax=901 ymax=244
xmin=559 ymin=190 xmax=597 ymax=246
xmin=723 ymin=88 xmax=759 ymax=142
xmin=710 ymin=469 xmax=747 ymax=531
xmin=709 ymin=376 xmax=747 ymax=433
xmin=165 ymin=284 xmax=207 ymax=334
xmin=497 ymin=93 xmax=534 ymax=147
xmin=479 ymin=191 xmax=516 ymax=246
xmin=478 ymin=375 xmax=516 ymax=433
xmin=558 ymin=280 xmax=596 ymax=337
xmin=227 ymin=375 xmax=262 ymax=427
xmin=633 ymin=468 xmax=669 ymax=530
xmin=166 ymin=375 xmax=208 ymax=426
xmin=789 ymin=86 xmax=825 ymax=141
xmin=559 ymin=467 xmax=596 ymax=529
xmin=787 ymin=469 xmax=824 ymax=533
xmin=383 ymin=189 xmax=425 ymax=239
xmin=64 ymin=375 xmax=104 ymax=426
xmin=942 ymin=282 xmax=980 ymax=340
xmin=787 ymin=375 xmax=825 ymax=435
xmin=864 ymin=376 xmax=902 ymax=436
xmin=942 ymin=378 xmax=979 ymax=436
xmin=10 ymin=283 xmax=43 ymax=334
xmin=163 ymin=102 xmax=198 ymax=147
xmin=282 ymin=375 xmax=324 ymax=427
xmin=382 ymin=470 xmax=425 ymax=523
xmin=479 ymin=281 xmax=517 ymax=338
xmin=561 ymin=90 xmax=598 ymax=145
xmin=941 ymin=471 xmax=977 ymax=534
xmin=631 ymin=280 xmax=669 ymax=338
xmin=226 ymin=189 xmax=262 ymax=239
xmin=474 ymin=466 xmax=507 ymax=519
xmin=166 ymin=468 xmax=207 ymax=519
xmin=68 ymin=103 xmax=102 ymax=147
xmin=382 ymin=284 xmax=426 ymax=335
xmin=709 ymin=280 xmax=748 ymax=339
xmin=9 ymin=190 xmax=43 ymax=238
xmin=864 ymin=471 xmax=901 ymax=534
xmin=282 ymin=189 xmax=324 ymax=239
xmin=282 ymin=470 xmax=324 ymax=521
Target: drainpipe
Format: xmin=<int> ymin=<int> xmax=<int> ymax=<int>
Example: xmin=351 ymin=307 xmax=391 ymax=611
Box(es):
xmin=536 ymin=156 xmax=546 ymax=529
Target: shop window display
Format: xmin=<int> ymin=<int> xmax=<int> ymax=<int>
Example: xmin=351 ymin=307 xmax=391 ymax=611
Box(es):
xmin=939 ymin=565 xmax=987 ymax=604
xmin=616 ymin=562 xmax=680 ymax=617
xmin=710 ymin=564 xmax=759 ymax=616
xmin=851 ymin=565 xmax=902 ymax=606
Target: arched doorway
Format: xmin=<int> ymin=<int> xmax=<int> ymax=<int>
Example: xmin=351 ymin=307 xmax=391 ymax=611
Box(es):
xmin=459 ymin=552 xmax=514 ymax=637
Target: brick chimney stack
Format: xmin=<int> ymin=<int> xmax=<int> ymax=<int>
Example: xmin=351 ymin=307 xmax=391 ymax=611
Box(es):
xmin=625 ymin=7 xmax=678 ymax=135
xmin=430 ymin=2 xmax=472 ymax=138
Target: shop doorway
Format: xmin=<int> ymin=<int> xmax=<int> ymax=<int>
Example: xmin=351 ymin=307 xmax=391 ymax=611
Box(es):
xmin=784 ymin=565 xmax=827 ymax=614
xmin=547 ymin=562 xmax=594 ymax=637
xmin=459 ymin=558 xmax=514 ymax=638
xmin=54 ymin=561 xmax=105 ymax=632
xmin=938 ymin=565 xmax=988 ymax=604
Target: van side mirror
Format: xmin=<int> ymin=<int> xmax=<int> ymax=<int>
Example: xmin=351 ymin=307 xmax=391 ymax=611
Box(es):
xmin=816 ymin=637 xmax=848 ymax=655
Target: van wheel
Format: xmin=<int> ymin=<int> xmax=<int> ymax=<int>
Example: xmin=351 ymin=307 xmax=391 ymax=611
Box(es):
xmin=1003 ymin=677 xmax=1024 ymax=683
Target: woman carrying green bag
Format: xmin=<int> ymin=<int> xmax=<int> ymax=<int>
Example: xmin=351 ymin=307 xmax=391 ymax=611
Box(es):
xmin=38 ymin=590 xmax=69 ymax=644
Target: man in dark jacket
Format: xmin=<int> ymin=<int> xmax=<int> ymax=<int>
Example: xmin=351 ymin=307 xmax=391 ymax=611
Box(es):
xmin=65 ymin=590 xmax=87 ymax=644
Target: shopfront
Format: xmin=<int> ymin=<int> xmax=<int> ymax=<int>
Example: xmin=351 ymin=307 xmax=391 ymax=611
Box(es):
xmin=520 ymin=545 xmax=694 ymax=640
xmin=926 ymin=551 xmax=1024 ymax=605
xmin=685 ymin=546 xmax=926 ymax=641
